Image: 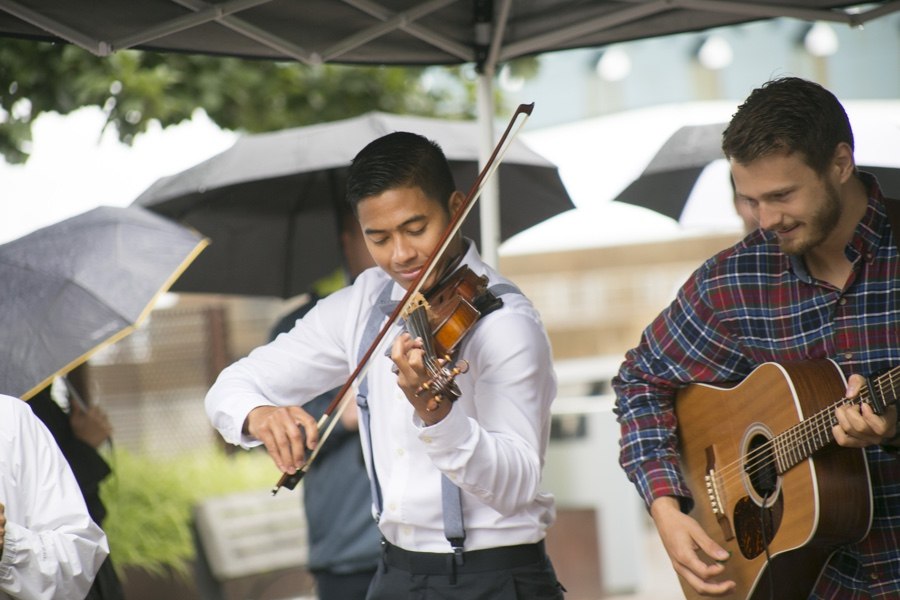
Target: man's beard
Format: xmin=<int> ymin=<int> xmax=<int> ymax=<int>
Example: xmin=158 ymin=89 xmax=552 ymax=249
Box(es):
xmin=778 ymin=181 xmax=843 ymax=256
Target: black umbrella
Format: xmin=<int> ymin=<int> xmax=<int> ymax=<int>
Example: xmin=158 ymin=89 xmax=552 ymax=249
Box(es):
xmin=0 ymin=205 xmax=207 ymax=400
xmin=613 ymin=122 xmax=727 ymax=222
xmin=132 ymin=111 xmax=574 ymax=298
xmin=614 ymin=119 xmax=900 ymax=222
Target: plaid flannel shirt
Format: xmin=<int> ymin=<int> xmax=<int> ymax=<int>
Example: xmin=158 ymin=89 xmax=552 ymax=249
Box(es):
xmin=614 ymin=174 xmax=900 ymax=598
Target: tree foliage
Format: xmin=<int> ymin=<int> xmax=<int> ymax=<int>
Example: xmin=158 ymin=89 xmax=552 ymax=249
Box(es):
xmin=0 ymin=38 xmax=484 ymax=164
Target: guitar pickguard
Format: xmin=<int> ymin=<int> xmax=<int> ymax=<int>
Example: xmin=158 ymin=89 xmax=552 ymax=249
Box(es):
xmin=733 ymin=494 xmax=784 ymax=559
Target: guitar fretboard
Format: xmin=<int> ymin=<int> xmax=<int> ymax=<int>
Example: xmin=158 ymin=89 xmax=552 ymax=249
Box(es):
xmin=773 ymin=365 xmax=900 ymax=473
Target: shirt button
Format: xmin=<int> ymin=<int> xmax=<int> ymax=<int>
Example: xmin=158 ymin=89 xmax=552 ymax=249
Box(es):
xmin=396 ymin=448 xmax=405 ymax=456
xmin=422 ymin=435 xmax=433 ymax=444
xmin=844 ymin=352 xmax=853 ymax=360
xmin=838 ymin=298 xmax=847 ymax=305
xmin=388 ymin=502 xmax=397 ymax=512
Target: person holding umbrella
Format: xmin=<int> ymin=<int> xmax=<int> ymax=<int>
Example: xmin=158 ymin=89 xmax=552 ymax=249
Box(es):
xmin=0 ymin=393 xmax=109 ymax=599
xmin=267 ymin=211 xmax=380 ymax=600
xmin=0 ymin=205 xmax=206 ymax=599
xmin=614 ymin=76 xmax=900 ymax=598
xmin=29 ymin=365 xmax=125 ymax=600
xmin=206 ymin=131 xmax=565 ymax=599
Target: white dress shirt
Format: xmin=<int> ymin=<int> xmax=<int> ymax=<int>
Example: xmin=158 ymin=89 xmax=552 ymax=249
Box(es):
xmin=0 ymin=395 xmax=109 ymax=600
xmin=206 ymin=243 xmax=557 ymax=552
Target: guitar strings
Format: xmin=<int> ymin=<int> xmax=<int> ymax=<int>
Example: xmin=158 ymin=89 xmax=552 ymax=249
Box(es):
xmin=710 ymin=395 xmax=857 ymax=489
xmin=704 ymin=380 xmax=885 ymax=491
xmin=708 ymin=360 xmax=900 ymax=488
xmin=736 ymin=396 xmax=855 ymax=482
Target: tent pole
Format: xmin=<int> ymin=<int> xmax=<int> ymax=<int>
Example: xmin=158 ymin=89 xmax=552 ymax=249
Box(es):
xmin=477 ymin=72 xmax=499 ymax=267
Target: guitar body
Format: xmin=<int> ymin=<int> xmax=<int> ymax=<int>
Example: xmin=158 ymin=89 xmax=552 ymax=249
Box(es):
xmin=675 ymin=360 xmax=872 ymax=600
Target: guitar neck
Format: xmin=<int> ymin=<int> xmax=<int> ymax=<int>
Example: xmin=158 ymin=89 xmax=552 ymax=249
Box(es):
xmin=774 ymin=365 xmax=900 ymax=473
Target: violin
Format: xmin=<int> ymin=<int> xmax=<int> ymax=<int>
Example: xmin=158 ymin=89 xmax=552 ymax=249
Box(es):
xmin=272 ymin=103 xmax=533 ymax=495
xmin=403 ymin=263 xmax=503 ymax=412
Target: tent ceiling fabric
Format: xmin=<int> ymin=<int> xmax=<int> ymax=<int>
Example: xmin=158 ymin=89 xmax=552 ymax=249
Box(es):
xmin=1 ymin=0 xmax=898 ymax=71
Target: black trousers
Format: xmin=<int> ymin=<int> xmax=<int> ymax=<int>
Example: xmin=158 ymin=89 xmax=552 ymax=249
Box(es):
xmin=313 ymin=567 xmax=377 ymax=600
xmin=365 ymin=541 xmax=565 ymax=600
xmin=84 ymin=556 xmax=125 ymax=600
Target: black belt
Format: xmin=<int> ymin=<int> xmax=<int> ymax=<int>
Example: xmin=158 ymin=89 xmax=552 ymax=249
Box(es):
xmin=382 ymin=540 xmax=547 ymax=575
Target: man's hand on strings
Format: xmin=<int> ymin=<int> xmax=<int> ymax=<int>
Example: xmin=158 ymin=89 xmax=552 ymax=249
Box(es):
xmin=391 ymin=332 xmax=451 ymax=426
xmin=245 ymin=405 xmax=318 ymax=474
xmin=833 ymin=374 xmax=898 ymax=448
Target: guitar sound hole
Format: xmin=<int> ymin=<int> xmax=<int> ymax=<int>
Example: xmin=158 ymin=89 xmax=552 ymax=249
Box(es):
xmin=746 ymin=433 xmax=778 ymax=496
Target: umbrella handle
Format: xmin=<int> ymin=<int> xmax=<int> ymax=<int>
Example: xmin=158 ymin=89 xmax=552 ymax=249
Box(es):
xmin=272 ymin=103 xmax=534 ymax=495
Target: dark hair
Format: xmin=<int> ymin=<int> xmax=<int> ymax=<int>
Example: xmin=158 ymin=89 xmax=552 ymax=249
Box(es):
xmin=345 ymin=131 xmax=456 ymax=215
xmin=722 ymin=77 xmax=854 ymax=175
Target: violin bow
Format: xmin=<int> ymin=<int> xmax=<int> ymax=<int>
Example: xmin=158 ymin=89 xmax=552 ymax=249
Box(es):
xmin=272 ymin=103 xmax=534 ymax=494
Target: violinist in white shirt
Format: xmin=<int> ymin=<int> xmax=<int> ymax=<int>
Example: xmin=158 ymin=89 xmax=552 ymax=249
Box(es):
xmin=206 ymin=131 xmax=565 ymax=599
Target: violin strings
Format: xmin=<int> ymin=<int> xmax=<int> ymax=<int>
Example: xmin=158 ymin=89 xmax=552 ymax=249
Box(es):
xmin=405 ymin=305 xmax=448 ymax=391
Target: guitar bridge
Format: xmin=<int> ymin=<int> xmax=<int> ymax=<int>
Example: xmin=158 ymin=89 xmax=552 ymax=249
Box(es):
xmin=705 ymin=445 xmax=735 ymax=541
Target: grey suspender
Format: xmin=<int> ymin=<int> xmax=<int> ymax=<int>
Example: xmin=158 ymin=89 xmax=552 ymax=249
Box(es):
xmin=355 ymin=277 xmax=521 ymax=559
xmin=355 ymin=280 xmax=395 ymax=523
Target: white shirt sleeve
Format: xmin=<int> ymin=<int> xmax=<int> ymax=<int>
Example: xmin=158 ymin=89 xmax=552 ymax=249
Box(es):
xmin=0 ymin=396 xmax=109 ymax=600
xmin=417 ymin=299 xmax=557 ymax=516
xmin=205 ymin=279 xmax=372 ymax=447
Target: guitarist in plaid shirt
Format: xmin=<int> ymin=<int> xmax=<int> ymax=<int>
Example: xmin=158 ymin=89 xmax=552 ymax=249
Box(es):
xmin=614 ymin=77 xmax=900 ymax=599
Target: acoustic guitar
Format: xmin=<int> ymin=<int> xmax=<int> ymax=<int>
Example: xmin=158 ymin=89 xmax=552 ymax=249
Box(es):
xmin=673 ymin=359 xmax=897 ymax=600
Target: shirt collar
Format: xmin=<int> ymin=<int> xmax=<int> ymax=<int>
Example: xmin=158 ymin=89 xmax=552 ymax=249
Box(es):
xmin=850 ymin=171 xmax=888 ymax=264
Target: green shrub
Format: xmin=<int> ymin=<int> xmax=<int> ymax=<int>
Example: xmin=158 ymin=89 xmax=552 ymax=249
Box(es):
xmin=99 ymin=447 xmax=277 ymax=577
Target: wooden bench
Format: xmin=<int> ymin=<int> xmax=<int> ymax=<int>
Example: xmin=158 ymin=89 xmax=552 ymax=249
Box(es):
xmin=193 ymin=488 xmax=316 ymax=600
